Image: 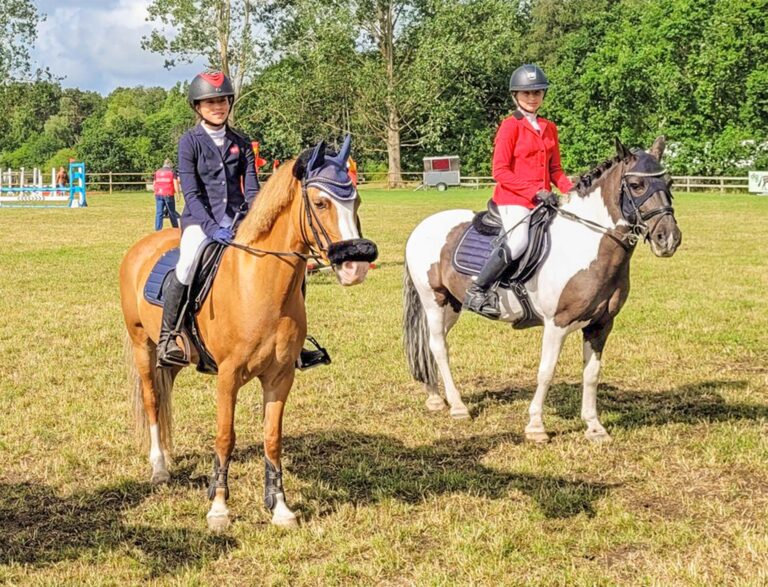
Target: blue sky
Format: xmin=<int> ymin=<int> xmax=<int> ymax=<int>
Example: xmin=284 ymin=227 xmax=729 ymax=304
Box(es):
xmin=31 ymin=0 xmax=206 ymax=95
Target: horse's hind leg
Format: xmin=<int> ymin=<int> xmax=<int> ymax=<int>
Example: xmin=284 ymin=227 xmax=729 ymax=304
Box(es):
xmin=581 ymin=321 xmax=613 ymax=443
xmin=130 ymin=333 xmax=173 ymax=485
xmin=426 ymin=305 xmax=469 ymax=419
xmin=525 ymin=322 xmax=568 ymax=443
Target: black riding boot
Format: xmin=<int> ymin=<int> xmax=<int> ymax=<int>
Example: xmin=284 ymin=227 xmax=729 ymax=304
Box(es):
xmin=463 ymin=243 xmax=512 ymax=319
xmin=156 ymin=273 xmax=189 ymax=368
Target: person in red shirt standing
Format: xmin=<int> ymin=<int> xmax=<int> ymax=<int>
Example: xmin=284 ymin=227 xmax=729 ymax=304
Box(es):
xmin=464 ymin=64 xmax=573 ymax=319
xmin=154 ymin=159 xmax=181 ymax=231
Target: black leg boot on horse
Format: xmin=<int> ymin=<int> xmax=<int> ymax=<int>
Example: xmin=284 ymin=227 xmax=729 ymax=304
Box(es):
xmin=156 ymin=273 xmax=189 ymax=368
xmin=463 ymin=242 xmax=513 ymax=319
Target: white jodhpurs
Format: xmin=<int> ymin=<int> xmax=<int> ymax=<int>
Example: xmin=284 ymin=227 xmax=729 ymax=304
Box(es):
xmin=498 ymin=204 xmax=532 ymax=259
xmin=175 ymin=225 xmax=210 ymax=285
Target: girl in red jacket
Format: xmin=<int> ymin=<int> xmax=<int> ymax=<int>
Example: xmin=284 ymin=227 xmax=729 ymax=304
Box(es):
xmin=464 ymin=64 xmax=573 ymax=318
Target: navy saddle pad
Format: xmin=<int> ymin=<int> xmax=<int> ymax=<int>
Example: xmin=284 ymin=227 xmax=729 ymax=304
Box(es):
xmin=452 ymin=205 xmax=556 ymax=287
xmin=144 ymin=248 xmax=179 ymax=307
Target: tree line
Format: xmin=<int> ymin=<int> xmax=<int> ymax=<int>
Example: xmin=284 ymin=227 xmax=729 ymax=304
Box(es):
xmin=1 ymin=0 xmax=766 ymax=183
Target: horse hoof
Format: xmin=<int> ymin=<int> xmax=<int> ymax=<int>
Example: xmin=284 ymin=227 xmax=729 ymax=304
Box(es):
xmin=271 ymin=511 xmax=299 ymax=528
xmin=585 ymin=430 xmax=612 ymax=444
xmin=151 ymin=470 xmax=170 ymax=485
xmin=207 ymin=513 xmax=231 ymax=533
xmin=450 ymin=406 xmax=470 ymax=419
xmin=425 ymin=396 xmax=446 ymax=412
xmin=525 ymin=431 xmax=550 ymax=444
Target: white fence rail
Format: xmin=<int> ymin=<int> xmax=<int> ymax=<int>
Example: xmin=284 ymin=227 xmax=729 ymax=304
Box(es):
xmin=86 ymin=171 xmax=751 ymax=193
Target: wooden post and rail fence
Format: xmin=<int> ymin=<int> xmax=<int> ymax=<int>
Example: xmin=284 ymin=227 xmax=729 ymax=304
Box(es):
xmin=86 ymin=171 xmax=752 ymax=194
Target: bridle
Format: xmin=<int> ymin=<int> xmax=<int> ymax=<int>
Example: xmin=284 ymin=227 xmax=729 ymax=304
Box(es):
xmin=556 ymin=157 xmax=676 ymax=249
xmin=619 ymin=163 xmax=675 ymax=242
xmin=229 ymin=172 xmax=377 ymax=266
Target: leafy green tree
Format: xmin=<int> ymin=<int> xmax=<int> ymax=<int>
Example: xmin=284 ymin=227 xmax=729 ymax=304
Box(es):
xmin=0 ymin=0 xmax=42 ymax=79
xmin=142 ymin=0 xmax=260 ymax=109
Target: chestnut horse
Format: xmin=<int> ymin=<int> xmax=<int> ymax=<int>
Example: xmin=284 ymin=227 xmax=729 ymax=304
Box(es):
xmin=120 ymin=140 xmax=377 ymax=531
xmin=403 ymin=137 xmax=681 ymax=442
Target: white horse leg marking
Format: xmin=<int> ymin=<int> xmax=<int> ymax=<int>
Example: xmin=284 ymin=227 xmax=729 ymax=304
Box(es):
xmin=149 ymin=423 xmax=170 ymax=485
xmin=582 ymin=340 xmax=611 ymax=443
xmin=426 ymin=305 xmax=469 ymax=419
xmin=206 ymin=490 xmax=231 ymax=532
xmin=525 ymin=323 xmax=568 ymax=442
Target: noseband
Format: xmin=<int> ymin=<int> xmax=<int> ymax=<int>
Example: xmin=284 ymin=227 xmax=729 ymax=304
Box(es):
xmin=619 ymin=165 xmax=675 ymax=242
xmin=299 ymin=179 xmax=378 ymax=265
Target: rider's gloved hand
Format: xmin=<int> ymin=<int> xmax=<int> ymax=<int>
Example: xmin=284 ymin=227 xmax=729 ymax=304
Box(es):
xmin=534 ymin=190 xmax=559 ymax=208
xmin=212 ymin=226 xmax=234 ymax=245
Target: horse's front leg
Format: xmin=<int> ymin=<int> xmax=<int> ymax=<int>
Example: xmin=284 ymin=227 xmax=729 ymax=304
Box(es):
xmin=206 ymin=366 xmax=241 ymax=532
xmin=261 ymin=369 xmax=299 ymax=528
xmin=525 ymin=322 xmax=568 ymax=443
xmin=581 ymin=321 xmax=613 ymax=443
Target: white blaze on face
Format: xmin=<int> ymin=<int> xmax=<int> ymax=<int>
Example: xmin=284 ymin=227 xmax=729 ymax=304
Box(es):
xmin=324 ymin=191 xmax=370 ymax=286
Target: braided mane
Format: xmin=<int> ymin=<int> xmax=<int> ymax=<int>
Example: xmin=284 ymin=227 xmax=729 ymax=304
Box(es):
xmin=573 ymin=155 xmax=624 ymax=196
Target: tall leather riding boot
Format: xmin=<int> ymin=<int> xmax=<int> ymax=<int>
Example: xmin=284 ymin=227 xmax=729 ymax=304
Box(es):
xmin=156 ymin=273 xmax=189 ymax=368
xmin=463 ymin=243 xmax=513 ymax=319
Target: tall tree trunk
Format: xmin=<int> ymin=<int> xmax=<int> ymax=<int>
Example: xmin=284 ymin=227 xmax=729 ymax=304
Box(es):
xmin=382 ymin=1 xmax=402 ymax=187
xmin=387 ymin=106 xmax=403 ymax=187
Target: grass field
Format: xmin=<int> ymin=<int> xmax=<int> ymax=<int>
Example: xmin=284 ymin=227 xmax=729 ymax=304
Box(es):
xmin=0 ymin=187 xmax=766 ymax=586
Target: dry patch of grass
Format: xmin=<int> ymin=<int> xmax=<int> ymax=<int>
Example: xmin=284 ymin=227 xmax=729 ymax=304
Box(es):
xmin=0 ymin=189 xmax=766 ymax=585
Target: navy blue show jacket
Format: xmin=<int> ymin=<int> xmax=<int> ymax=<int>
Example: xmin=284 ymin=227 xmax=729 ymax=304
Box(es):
xmin=177 ymin=124 xmax=260 ymax=237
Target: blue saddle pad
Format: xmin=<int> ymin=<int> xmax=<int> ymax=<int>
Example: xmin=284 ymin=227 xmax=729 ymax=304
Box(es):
xmin=452 ymin=206 xmax=557 ymax=287
xmin=143 ymin=248 xmax=179 ymax=307
xmin=453 ymin=225 xmax=496 ymax=276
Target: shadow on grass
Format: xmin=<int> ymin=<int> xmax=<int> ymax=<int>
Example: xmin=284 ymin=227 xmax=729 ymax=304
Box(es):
xmin=466 ymin=379 xmax=765 ymax=429
xmin=0 ymin=479 xmax=236 ymax=575
xmin=232 ymin=431 xmax=615 ymax=520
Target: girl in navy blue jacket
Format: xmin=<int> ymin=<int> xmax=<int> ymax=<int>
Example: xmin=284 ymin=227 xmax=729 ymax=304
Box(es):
xmin=157 ymin=71 xmax=258 ymax=366
xmin=157 ymin=72 xmax=329 ymax=371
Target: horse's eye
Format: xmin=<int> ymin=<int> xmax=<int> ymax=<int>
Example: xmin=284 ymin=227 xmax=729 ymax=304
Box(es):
xmin=313 ymin=199 xmax=327 ymax=209
xmin=629 ymin=182 xmax=642 ymax=190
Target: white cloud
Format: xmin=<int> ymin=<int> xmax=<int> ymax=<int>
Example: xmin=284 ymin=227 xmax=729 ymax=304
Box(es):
xmin=31 ymin=0 xmax=206 ymax=94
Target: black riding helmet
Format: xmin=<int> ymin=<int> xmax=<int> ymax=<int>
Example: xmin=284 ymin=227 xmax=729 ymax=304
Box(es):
xmin=188 ymin=71 xmax=235 ymax=107
xmin=509 ymin=64 xmax=549 ymax=92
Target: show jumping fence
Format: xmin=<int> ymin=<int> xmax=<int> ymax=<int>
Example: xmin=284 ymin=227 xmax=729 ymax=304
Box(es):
xmin=85 ymin=171 xmax=751 ymax=194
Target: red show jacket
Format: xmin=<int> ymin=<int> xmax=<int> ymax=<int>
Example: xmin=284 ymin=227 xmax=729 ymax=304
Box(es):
xmin=492 ymin=110 xmax=573 ymax=208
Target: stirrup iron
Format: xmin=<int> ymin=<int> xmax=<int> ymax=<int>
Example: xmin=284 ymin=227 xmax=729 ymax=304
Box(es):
xmin=295 ymin=335 xmax=331 ymax=370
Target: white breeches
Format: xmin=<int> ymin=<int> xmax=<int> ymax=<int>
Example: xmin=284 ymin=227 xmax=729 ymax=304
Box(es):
xmin=498 ymin=204 xmax=531 ymax=259
xmin=175 ymin=225 xmax=210 ymax=285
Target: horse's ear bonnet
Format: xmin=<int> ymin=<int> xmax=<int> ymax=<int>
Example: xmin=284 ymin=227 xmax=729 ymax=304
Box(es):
xmin=298 ymin=135 xmax=356 ymax=201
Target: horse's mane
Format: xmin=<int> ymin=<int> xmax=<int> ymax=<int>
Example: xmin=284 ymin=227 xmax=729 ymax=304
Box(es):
xmin=237 ymin=160 xmax=301 ymax=240
xmin=573 ymin=155 xmax=625 ymax=196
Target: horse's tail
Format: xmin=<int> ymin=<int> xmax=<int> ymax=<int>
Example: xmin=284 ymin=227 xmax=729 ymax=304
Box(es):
xmin=402 ymin=263 xmax=438 ymax=386
xmin=124 ymin=334 xmax=173 ymax=455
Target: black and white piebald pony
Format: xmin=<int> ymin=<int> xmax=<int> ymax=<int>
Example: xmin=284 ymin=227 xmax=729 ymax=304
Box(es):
xmin=403 ymin=137 xmax=682 ymax=442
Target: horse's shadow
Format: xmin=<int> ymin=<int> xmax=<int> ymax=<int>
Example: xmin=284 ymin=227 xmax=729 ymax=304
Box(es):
xmin=0 ymin=478 xmax=235 ymax=574
xmin=467 ymin=379 xmax=765 ymax=429
xmin=231 ymin=431 xmax=615 ymax=520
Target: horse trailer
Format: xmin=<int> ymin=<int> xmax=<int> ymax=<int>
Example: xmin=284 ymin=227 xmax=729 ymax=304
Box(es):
xmin=423 ymin=156 xmax=460 ymax=191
